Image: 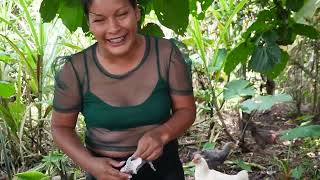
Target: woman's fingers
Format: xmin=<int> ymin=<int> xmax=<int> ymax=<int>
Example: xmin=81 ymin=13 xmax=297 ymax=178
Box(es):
xmin=108 ymin=159 xmax=125 ymax=168
xmin=133 ymin=133 xmax=165 ymax=160
xmin=145 ymin=148 xmax=162 ymax=161
xmin=104 ymin=159 xmax=130 ymax=179
xmin=132 ymin=140 xmax=147 ymax=158
xmin=136 ymin=141 xmax=163 ymax=160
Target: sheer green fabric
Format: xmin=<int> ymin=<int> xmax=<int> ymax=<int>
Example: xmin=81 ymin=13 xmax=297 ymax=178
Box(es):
xmin=53 ymin=36 xmax=193 ymax=152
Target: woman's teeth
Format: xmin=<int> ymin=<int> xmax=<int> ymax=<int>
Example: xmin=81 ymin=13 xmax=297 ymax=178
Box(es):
xmin=108 ymin=36 xmax=125 ymax=44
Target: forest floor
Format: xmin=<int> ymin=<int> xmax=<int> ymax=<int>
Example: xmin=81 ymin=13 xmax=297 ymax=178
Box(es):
xmin=179 ymin=103 xmax=320 ymax=180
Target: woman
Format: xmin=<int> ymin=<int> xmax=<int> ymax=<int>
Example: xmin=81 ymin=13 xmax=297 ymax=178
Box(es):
xmin=51 ymin=0 xmax=196 ymax=179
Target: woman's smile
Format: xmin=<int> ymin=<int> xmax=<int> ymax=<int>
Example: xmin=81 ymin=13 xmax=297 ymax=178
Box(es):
xmin=105 ymin=34 xmax=127 ymax=47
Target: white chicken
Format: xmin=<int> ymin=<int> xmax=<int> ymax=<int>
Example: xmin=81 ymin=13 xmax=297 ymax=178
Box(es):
xmin=192 ymin=154 xmax=249 ymax=180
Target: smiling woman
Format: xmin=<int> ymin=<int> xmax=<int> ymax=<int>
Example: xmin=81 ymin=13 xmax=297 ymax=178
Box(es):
xmin=51 ymin=0 xmax=196 ymax=180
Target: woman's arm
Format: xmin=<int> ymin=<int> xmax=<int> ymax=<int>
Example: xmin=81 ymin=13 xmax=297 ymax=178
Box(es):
xmin=51 ymin=111 xmax=129 ymax=180
xmin=51 ymin=111 xmax=93 ymax=171
xmin=133 ymin=95 xmax=196 ymax=160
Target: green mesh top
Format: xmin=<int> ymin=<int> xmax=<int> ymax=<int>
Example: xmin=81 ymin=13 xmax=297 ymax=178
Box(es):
xmin=53 ymin=36 xmax=193 ymax=152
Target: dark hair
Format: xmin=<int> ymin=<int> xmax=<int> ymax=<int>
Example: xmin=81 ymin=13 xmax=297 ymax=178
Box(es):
xmin=82 ymin=0 xmax=137 ymax=17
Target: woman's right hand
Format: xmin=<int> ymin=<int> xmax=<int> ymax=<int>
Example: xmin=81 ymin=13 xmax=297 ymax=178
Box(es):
xmin=89 ymin=157 xmax=130 ymax=180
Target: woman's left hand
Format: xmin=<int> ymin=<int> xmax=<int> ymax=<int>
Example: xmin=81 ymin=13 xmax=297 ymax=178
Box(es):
xmin=132 ymin=129 xmax=166 ymax=161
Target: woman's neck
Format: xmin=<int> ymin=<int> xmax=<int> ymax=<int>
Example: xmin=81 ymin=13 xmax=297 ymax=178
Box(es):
xmin=97 ymin=34 xmax=144 ymax=65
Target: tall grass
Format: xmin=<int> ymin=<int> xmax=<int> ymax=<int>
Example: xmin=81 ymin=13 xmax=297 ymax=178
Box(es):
xmin=0 ymin=0 xmax=90 ymax=177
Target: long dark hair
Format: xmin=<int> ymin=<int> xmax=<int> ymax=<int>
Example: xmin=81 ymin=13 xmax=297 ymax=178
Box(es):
xmin=81 ymin=0 xmax=138 ymax=16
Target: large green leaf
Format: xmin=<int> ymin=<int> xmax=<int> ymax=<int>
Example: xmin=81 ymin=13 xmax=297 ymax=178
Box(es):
xmin=141 ymin=23 xmax=164 ymax=37
xmin=240 ymin=94 xmax=293 ymax=113
xmin=15 ymin=171 xmax=49 ymax=180
xmin=0 ymin=104 xmax=18 ymax=134
xmin=8 ymin=101 xmax=25 ymax=129
xmin=153 ymin=0 xmax=189 ymax=35
xmin=286 ymin=0 xmax=305 ymax=12
xmin=292 ymin=23 xmax=320 ymax=39
xmin=249 ymin=32 xmax=282 ymax=73
xmin=242 ymin=9 xmax=276 ymax=39
xmin=209 ymin=48 xmax=227 ymax=73
xmin=0 ymin=81 xmax=15 ymax=98
xmin=57 ymin=0 xmax=84 ymax=32
xmin=224 ymin=42 xmax=255 ymax=75
xmin=280 ymin=125 xmax=320 ymax=140
xmin=40 ymin=0 xmax=60 ymax=22
xmin=223 ymin=80 xmax=255 ymax=100
xmin=265 ymin=50 xmax=289 ymax=79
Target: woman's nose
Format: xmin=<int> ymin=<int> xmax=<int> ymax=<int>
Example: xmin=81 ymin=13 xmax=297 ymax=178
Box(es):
xmin=107 ymin=18 xmax=121 ymax=34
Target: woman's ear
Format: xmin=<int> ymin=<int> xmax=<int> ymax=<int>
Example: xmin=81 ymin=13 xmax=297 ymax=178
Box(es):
xmin=135 ymin=7 xmax=141 ymax=22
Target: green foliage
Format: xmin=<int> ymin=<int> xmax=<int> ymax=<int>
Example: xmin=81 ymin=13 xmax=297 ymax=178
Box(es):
xmin=40 ymin=0 xmax=87 ymax=32
xmin=0 ymin=51 xmax=16 ymax=63
xmin=153 ymin=0 xmax=189 ymax=35
xmin=226 ymin=0 xmax=320 ymax=79
xmin=15 ymin=171 xmax=49 ymax=180
xmin=40 ymin=151 xmax=68 ymax=175
xmin=249 ymin=31 xmax=282 ymax=73
xmin=189 ymin=0 xmax=214 ymax=19
xmin=209 ymin=48 xmax=226 ymax=73
xmin=223 ymin=80 xmax=255 ymax=100
xmin=183 ymin=162 xmax=195 ymax=177
xmin=0 ymin=81 xmax=15 ymax=98
xmin=265 ymin=50 xmax=289 ymax=79
xmin=234 ymin=159 xmax=252 ymax=172
xmin=58 ymin=0 xmax=85 ymax=32
xmin=280 ymin=125 xmax=320 ymax=140
xmin=0 ymin=101 xmax=25 ymax=134
xmin=291 ymin=165 xmax=304 ymax=179
xmin=224 ymin=42 xmax=255 ymax=75
xmin=39 ymin=0 xmax=59 ymax=22
xmin=140 ymin=23 xmax=164 ymax=37
xmin=202 ymin=142 xmax=216 ymax=150
xmin=240 ymin=94 xmax=292 ymax=113
xmin=274 ymin=158 xmax=292 ymax=179
xmin=286 ymin=0 xmax=305 ymax=12
xmin=292 ymin=23 xmax=320 ymax=39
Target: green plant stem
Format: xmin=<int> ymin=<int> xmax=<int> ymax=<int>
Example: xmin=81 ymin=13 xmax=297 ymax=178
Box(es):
xmin=0 ymin=132 xmax=13 ymax=180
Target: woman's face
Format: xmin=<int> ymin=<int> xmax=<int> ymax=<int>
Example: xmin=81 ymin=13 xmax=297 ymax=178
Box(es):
xmin=88 ymin=0 xmax=140 ymax=57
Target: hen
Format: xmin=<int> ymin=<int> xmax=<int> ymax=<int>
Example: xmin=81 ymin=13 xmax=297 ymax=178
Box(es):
xmin=193 ymin=154 xmax=249 ymax=180
xmin=247 ymin=123 xmax=281 ymax=149
xmin=200 ymin=142 xmax=235 ymax=169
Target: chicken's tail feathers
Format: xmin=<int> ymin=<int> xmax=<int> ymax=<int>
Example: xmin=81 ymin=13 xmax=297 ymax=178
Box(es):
xmin=237 ymin=170 xmax=249 ymax=180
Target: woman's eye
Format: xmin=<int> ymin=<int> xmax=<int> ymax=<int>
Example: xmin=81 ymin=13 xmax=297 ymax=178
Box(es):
xmin=117 ymin=12 xmax=128 ymax=17
xmin=94 ymin=19 xmax=104 ymax=23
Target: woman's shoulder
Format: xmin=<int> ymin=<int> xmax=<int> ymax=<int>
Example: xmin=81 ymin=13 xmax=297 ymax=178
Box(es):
xmin=69 ymin=43 xmax=96 ymax=63
xmin=148 ymin=35 xmax=176 ymax=55
xmin=53 ymin=43 xmax=96 ymax=73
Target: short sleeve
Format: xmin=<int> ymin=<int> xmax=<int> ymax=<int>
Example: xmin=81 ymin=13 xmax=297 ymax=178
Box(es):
xmin=53 ymin=57 xmax=82 ymax=112
xmin=168 ymin=42 xmax=193 ymax=95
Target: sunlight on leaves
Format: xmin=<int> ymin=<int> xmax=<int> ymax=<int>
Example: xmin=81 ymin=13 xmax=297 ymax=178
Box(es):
xmin=0 ymin=81 xmax=15 ymax=98
xmin=240 ymin=94 xmax=292 ymax=113
xmin=280 ymin=125 xmax=320 ymax=141
xmin=223 ymin=80 xmax=255 ymax=100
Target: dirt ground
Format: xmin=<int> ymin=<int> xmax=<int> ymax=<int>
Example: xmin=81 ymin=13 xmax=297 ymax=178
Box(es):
xmin=179 ymin=103 xmax=320 ymax=180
